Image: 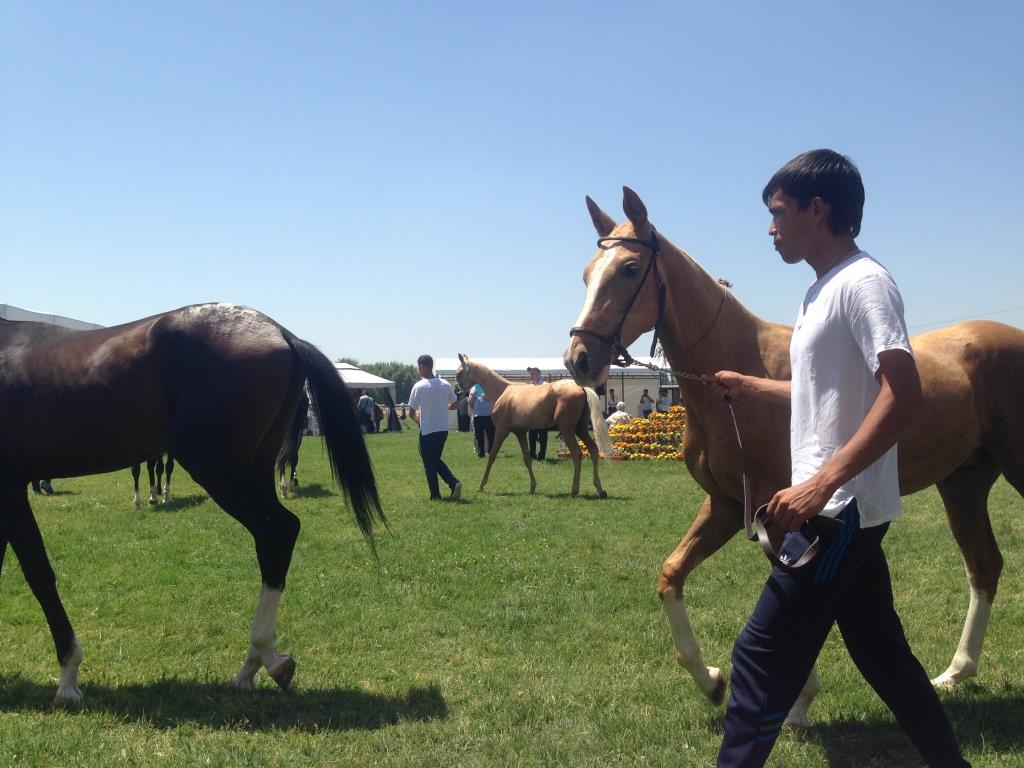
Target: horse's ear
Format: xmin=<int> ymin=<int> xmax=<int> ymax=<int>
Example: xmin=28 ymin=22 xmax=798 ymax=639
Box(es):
xmin=458 ymin=353 xmax=466 ymax=364
xmin=586 ymin=196 xmax=616 ymax=237
xmin=622 ymin=186 xmax=652 ymax=240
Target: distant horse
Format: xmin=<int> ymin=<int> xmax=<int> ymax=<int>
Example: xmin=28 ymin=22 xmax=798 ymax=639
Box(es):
xmin=276 ymin=393 xmax=309 ymax=497
xmin=565 ymin=188 xmax=1024 ymax=724
xmin=455 ymin=354 xmax=610 ymax=498
xmin=130 ymin=453 xmax=175 ymax=507
xmin=0 ymin=303 xmax=384 ymax=706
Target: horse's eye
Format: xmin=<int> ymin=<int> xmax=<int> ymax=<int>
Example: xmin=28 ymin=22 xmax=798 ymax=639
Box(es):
xmin=623 ymin=262 xmax=641 ymax=276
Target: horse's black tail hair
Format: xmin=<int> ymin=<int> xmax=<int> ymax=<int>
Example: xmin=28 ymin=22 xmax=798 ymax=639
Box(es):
xmin=291 ymin=338 xmax=386 ymax=551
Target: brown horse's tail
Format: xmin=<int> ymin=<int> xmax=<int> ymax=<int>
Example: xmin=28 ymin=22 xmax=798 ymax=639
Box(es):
xmin=290 ymin=338 xmax=386 ymax=551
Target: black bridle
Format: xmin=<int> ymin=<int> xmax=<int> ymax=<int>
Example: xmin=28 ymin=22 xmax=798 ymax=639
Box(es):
xmin=569 ymin=228 xmax=667 ymax=367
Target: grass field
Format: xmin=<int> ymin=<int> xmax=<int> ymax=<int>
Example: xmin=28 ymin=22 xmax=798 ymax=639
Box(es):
xmin=1 ymin=428 xmax=1022 ymax=767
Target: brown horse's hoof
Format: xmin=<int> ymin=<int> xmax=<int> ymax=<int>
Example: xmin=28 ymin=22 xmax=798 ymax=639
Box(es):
xmin=268 ymin=656 xmax=296 ymax=690
xmin=597 ymin=490 xmax=608 ymax=499
xmin=709 ymin=672 xmax=727 ymax=707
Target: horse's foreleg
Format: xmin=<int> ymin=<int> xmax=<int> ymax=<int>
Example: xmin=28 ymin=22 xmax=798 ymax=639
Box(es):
xmin=3 ymin=486 xmax=83 ymax=705
xmin=478 ymin=429 xmax=508 ymax=492
xmin=514 ymin=432 xmax=537 ymax=494
xmin=130 ymin=463 xmax=142 ymax=508
xmin=658 ymin=494 xmax=743 ymax=707
xmin=931 ymin=461 xmax=1002 ymax=689
xmin=163 ymin=456 xmax=174 ymax=503
xmin=147 ymin=458 xmax=159 ymax=505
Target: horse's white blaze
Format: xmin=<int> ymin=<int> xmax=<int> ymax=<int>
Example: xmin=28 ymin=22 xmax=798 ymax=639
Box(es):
xmin=932 ymin=580 xmax=992 ymax=689
xmin=573 ymin=248 xmax=618 ymax=329
xmin=661 ymin=590 xmax=722 ymax=698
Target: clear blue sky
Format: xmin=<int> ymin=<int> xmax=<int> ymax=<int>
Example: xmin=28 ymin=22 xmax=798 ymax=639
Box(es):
xmin=4 ymin=2 xmax=1022 ymax=365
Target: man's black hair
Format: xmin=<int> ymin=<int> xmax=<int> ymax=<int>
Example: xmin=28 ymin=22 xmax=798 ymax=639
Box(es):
xmin=417 ymin=354 xmax=433 ymax=369
xmin=762 ymin=149 xmax=865 ymax=237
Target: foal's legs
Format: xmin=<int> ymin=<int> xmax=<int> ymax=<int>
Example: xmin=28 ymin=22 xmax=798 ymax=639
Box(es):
xmin=932 ymin=456 xmax=1003 ymax=689
xmin=514 ymin=432 xmax=537 ymax=494
xmin=478 ymin=428 xmax=510 ymax=492
xmin=1 ymin=484 xmax=83 ymax=705
xmin=199 ymin=469 xmax=301 ymax=691
xmin=576 ymin=424 xmax=607 ymax=499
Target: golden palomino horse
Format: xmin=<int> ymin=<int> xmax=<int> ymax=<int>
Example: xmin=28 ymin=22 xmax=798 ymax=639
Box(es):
xmin=455 ymin=354 xmax=610 ymax=498
xmin=564 ymin=187 xmax=1024 ymax=725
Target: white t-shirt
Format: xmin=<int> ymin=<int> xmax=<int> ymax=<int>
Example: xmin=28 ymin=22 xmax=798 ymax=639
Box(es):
xmin=408 ymin=377 xmax=456 ymax=436
xmin=790 ymin=251 xmax=912 ymax=528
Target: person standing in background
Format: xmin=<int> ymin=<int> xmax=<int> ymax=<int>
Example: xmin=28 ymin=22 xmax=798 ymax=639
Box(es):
xmin=408 ymin=354 xmax=462 ymax=501
xmin=527 ymin=366 xmax=548 ymax=461
xmin=469 ymin=382 xmax=495 ymax=458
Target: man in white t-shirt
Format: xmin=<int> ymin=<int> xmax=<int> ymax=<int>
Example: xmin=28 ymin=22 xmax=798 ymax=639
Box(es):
xmin=705 ymin=150 xmax=968 ymax=767
xmin=408 ymin=354 xmax=461 ymax=501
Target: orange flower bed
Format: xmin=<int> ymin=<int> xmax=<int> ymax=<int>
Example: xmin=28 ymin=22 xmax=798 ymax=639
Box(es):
xmin=556 ymin=405 xmax=687 ymax=461
xmin=610 ymin=405 xmax=686 ymax=461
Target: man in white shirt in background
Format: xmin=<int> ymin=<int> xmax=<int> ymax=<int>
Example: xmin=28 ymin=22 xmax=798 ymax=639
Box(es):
xmin=606 ymin=401 xmax=631 ymax=428
xmin=408 ymin=354 xmax=461 ymax=501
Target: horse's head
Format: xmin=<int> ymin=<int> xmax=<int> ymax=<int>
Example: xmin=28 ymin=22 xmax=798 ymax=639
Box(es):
xmin=564 ymin=187 xmax=664 ymax=387
xmin=455 ymin=353 xmax=476 ymax=393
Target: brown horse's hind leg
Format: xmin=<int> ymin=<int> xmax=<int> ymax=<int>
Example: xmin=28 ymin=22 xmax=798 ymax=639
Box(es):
xmin=576 ymin=425 xmax=607 ymax=499
xmin=931 ymin=455 xmax=1003 ymax=689
xmin=514 ymin=432 xmax=537 ymax=494
xmin=1 ymin=483 xmax=83 ymax=705
xmin=478 ymin=428 xmax=509 ymax=492
xmin=193 ymin=466 xmax=302 ymax=691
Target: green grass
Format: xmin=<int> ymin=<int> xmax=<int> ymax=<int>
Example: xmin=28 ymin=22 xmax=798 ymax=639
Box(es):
xmin=1 ymin=428 xmax=1022 ymax=766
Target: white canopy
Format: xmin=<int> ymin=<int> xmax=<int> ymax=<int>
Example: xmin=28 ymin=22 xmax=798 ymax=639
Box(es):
xmin=334 ymin=363 xmax=396 ymax=402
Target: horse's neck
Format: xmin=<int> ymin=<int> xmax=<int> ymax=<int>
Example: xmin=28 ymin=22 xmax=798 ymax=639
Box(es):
xmin=474 ymin=365 xmax=511 ymax=397
xmin=658 ymin=243 xmax=775 ymax=378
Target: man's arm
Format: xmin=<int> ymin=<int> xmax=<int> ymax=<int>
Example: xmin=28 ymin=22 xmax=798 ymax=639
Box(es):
xmin=768 ymin=348 xmax=922 ymax=530
xmin=702 ymin=371 xmax=792 ymax=405
xmin=409 ymin=407 xmax=420 ymax=425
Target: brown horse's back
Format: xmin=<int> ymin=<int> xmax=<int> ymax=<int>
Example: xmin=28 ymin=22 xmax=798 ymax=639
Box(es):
xmin=900 ymin=320 xmax=1024 ymax=493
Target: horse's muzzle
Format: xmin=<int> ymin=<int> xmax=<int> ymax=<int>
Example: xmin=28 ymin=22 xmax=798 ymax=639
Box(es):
xmin=563 ymin=336 xmax=609 ymax=387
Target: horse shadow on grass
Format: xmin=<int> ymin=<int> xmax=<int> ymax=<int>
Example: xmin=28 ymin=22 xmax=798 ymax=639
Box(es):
xmin=287 ymin=482 xmax=334 ymax=499
xmin=143 ymin=493 xmax=208 ymax=513
xmin=0 ymin=675 xmax=447 ymax=732
xmin=705 ymin=683 xmax=1024 ymax=766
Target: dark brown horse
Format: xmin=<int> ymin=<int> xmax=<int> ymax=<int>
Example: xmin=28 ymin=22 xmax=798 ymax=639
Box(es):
xmin=131 ymin=453 xmax=175 ymax=506
xmin=0 ymin=303 xmax=384 ymax=705
xmin=565 ymin=188 xmax=1024 ymax=725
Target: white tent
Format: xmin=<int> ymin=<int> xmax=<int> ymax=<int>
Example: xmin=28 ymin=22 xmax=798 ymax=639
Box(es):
xmin=1 ymin=303 xmax=103 ymax=330
xmin=334 ymin=362 xmax=396 ymax=402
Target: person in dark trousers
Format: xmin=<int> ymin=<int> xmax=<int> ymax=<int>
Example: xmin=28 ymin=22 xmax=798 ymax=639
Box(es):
xmin=408 ymin=354 xmax=461 ymax=501
xmin=527 ymin=366 xmax=548 ymax=460
xmin=469 ymin=382 xmax=495 ymax=458
xmin=705 ymin=149 xmax=970 ymax=767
